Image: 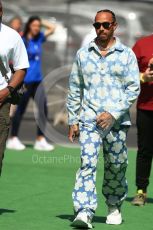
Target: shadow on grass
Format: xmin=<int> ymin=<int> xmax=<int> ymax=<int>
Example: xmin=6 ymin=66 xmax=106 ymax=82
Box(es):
xmin=126 ymin=197 xmax=153 ymax=203
xmin=25 ymin=144 xmax=33 ymax=149
xmin=57 ymin=214 xmax=106 ymax=223
xmin=0 ymin=208 xmax=16 ymax=215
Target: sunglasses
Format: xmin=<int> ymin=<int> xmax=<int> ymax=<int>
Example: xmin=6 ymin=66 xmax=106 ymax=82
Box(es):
xmin=93 ymin=22 xmax=114 ymax=30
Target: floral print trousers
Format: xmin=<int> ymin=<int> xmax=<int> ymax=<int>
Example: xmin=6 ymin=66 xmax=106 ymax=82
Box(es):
xmin=72 ymin=122 xmax=129 ymax=218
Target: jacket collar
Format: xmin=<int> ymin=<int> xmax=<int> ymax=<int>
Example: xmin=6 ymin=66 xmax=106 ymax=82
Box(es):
xmin=88 ymin=37 xmax=125 ymax=53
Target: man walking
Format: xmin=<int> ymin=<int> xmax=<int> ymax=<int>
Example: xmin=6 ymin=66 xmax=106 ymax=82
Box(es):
xmin=0 ymin=1 xmax=29 ymax=174
xmin=67 ymin=9 xmax=140 ymax=228
xmin=132 ymin=34 xmax=153 ymax=206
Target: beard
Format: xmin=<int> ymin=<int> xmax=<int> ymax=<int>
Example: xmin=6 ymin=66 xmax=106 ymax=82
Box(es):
xmin=97 ymin=30 xmax=113 ymax=42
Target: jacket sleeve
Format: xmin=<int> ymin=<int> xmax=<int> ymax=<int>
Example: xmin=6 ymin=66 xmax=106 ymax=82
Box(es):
xmin=66 ymin=53 xmax=84 ymax=125
xmin=107 ymin=49 xmax=140 ymax=120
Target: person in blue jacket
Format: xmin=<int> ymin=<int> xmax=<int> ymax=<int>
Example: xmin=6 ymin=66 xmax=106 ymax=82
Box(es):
xmin=7 ymin=16 xmax=55 ymax=151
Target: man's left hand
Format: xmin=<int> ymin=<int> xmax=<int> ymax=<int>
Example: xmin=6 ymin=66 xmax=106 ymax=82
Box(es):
xmin=96 ymin=112 xmax=115 ymax=130
xmin=0 ymin=88 xmax=10 ymax=104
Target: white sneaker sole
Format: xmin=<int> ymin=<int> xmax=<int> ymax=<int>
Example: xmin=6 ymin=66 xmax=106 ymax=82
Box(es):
xmin=71 ymin=218 xmax=92 ymax=229
xmin=6 ymin=145 xmax=26 ymax=151
xmin=106 ymin=218 xmax=122 ymax=225
xmin=34 ymin=146 xmax=54 ymax=151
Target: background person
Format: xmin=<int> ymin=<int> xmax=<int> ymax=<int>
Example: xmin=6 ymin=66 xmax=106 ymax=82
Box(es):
xmin=7 ymin=16 xmax=56 ymax=151
xmin=0 ymin=1 xmax=29 ymax=174
xmin=132 ymin=35 xmax=153 ymax=206
xmin=67 ymin=9 xmax=140 ymax=228
xmin=9 ymin=16 xmax=23 ymax=35
xmin=81 ymin=28 xmax=96 ymax=47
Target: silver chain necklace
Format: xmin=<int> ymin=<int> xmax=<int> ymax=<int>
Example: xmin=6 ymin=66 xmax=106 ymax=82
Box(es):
xmin=98 ymin=45 xmax=110 ymax=51
xmin=97 ymin=39 xmax=115 ymax=51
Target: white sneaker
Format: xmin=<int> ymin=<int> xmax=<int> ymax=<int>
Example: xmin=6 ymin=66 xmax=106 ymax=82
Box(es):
xmin=71 ymin=212 xmax=93 ymax=229
xmin=6 ymin=137 xmax=26 ymax=151
xmin=34 ymin=138 xmax=54 ymax=151
xmin=106 ymin=206 xmax=122 ymax=225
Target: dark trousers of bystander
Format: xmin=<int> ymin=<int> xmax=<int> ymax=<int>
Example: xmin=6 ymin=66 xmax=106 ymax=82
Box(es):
xmin=0 ymin=102 xmax=10 ymax=175
xmin=11 ymin=82 xmax=48 ymax=137
xmin=136 ymin=109 xmax=153 ymax=192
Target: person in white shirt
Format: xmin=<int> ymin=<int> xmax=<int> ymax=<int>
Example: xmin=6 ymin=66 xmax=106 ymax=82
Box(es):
xmin=81 ymin=28 xmax=96 ymax=47
xmin=0 ymin=1 xmax=29 ymax=174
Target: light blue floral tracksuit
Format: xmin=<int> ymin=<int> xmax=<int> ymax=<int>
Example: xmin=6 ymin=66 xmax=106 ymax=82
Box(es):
xmin=67 ymin=38 xmax=140 ymax=218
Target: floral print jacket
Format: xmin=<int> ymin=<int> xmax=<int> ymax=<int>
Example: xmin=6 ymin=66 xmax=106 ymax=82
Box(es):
xmin=67 ymin=38 xmax=140 ymax=126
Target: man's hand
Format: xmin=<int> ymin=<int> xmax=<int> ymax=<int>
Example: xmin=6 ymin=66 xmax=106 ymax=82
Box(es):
xmin=68 ymin=124 xmax=79 ymax=143
xmin=96 ymin=112 xmax=115 ymax=130
xmin=143 ymin=68 xmax=153 ymax=82
xmin=0 ymin=88 xmax=10 ymax=104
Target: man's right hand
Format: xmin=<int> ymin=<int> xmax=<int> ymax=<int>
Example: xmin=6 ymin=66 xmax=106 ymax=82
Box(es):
xmin=143 ymin=68 xmax=153 ymax=82
xmin=68 ymin=124 xmax=79 ymax=143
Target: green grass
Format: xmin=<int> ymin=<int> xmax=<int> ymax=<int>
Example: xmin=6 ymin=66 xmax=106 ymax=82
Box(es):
xmin=0 ymin=146 xmax=152 ymax=230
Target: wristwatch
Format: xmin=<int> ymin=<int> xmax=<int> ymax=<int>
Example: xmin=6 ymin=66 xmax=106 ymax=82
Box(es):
xmin=7 ymin=86 xmax=15 ymax=95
